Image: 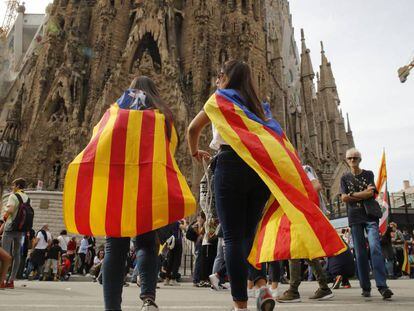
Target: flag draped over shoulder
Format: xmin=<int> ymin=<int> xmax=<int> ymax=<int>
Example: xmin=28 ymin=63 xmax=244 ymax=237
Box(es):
xmin=204 ymin=89 xmax=346 ymax=267
xmin=376 ymin=151 xmax=389 ymax=235
xmin=63 ymin=104 xmax=196 ymax=237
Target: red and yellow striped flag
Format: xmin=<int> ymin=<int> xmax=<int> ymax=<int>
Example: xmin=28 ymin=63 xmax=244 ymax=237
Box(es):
xmin=63 ymin=104 xmax=196 ymax=237
xmin=402 ymin=242 xmax=411 ymax=275
xmin=204 ymin=89 xmax=346 ymax=267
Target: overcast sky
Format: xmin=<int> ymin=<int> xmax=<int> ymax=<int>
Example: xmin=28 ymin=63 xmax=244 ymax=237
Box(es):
xmin=2 ymin=1 xmax=413 ymax=191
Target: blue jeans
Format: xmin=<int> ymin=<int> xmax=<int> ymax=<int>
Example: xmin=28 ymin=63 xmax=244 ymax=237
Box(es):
xmin=193 ymin=241 xmax=202 ymax=284
xmin=351 ymin=221 xmax=388 ymax=291
xmin=213 ymin=237 xmax=227 ymax=280
xmin=214 ymin=148 xmax=269 ymax=302
xmin=103 ymin=231 xmax=159 ymax=310
xmin=2 ymin=231 xmax=23 ymax=281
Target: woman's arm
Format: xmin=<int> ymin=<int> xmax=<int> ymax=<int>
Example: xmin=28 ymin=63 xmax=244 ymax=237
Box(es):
xmin=187 ymin=110 xmax=212 ymax=162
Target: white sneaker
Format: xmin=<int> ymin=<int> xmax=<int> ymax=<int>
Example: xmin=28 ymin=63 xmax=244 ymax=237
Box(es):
xmin=141 ymin=299 xmax=159 ymax=311
xmin=209 ymin=274 xmax=220 ymax=291
xmin=270 ymin=287 xmax=279 ymax=298
xmin=170 ymin=279 xmax=181 ymax=286
xmin=248 ymin=288 xmax=257 ymax=298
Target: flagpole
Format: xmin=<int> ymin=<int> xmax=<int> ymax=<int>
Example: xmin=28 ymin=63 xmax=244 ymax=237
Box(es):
xmin=387 ymin=183 xmax=392 ymax=221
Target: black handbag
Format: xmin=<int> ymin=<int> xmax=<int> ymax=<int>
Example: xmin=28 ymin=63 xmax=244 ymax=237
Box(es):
xmin=363 ymin=197 xmax=382 ymax=219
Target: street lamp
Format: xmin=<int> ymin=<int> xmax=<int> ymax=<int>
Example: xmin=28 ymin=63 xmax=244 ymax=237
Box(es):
xmin=398 ymin=58 xmax=414 ymax=83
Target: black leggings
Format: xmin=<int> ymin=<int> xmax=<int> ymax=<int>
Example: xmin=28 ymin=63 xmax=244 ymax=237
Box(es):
xmin=268 ymin=261 xmax=281 ymax=283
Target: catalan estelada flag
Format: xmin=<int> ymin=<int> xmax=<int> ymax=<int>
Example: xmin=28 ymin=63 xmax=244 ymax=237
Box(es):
xmin=402 ymin=242 xmax=411 ymax=275
xmin=204 ymin=89 xmax=346 ymax=267
xmin=63 ymin=104 xmax=196 ymax=237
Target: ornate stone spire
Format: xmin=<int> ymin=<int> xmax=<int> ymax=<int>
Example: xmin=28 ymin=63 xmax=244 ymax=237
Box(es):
xmin=300 ymin=29 xmax=314 ymax=79
xmin=0 ymin=88 xmax=23 ymax=170
xmin=346 ymin=113 xmax=351 ymax=132
xmin=346 ymin=113 xmax=355 ymax=147
xmin=319 ymin=41 xmax=337 ymax=91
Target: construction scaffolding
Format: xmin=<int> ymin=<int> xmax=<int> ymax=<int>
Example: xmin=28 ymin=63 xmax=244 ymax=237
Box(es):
xmin=0 ymin=0 xmax=20 ymax=40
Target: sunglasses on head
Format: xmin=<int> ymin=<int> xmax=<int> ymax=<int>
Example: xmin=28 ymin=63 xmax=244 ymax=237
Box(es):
xmin=346 ymin=157 xmax=360 ymax=161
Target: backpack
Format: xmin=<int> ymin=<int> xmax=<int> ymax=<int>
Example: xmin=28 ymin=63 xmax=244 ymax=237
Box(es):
xmin=10 ymin=193 xmax=35 ymax=232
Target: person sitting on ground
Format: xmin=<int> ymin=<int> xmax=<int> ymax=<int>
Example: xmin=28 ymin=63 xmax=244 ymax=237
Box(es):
xmin=59 ymin=254 xmax=72 ymax=281
xmin=326 ymin=240 xmax=355 ymax=289
xmin=91 ymin=249 xmax=104 ymax=283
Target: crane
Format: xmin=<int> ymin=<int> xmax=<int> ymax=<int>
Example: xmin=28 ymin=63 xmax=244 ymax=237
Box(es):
xmin=398 ymin=56 xmax=414 ymax=83
xmin=0 ymin=0 xmax=20 ymax=40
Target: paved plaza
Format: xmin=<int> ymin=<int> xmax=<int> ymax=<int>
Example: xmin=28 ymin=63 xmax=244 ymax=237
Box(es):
xmin=0 ymin=279 xmax=413 ymax=311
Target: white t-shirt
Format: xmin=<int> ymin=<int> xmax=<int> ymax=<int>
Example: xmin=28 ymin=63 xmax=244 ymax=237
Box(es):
xmin=209 ymin=125 xmax=227 ymax=150
xmin=57 ymin=235 xmax=70 ymax=251
xmin=93 ymin=256 xmax=103 ymax=265
xmin=35 ymin=230 xmax=52 ymax=250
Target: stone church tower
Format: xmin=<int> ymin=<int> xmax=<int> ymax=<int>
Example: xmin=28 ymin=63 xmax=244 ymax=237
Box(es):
xmin=0 ymin=0 xmax=354 ymax=206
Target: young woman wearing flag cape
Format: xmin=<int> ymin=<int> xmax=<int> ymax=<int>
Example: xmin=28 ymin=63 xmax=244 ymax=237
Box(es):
xmin=188 ymin=60 xmax=275 ymax=311
xmin=102 ymin=76 xmax=175 ymax=311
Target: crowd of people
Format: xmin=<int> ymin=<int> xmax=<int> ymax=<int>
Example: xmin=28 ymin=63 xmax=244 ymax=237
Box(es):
xmin=1 ymin=61 xmax=414 ymax=311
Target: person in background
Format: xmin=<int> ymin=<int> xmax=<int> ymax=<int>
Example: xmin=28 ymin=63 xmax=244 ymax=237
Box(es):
xmin=164 ymin=221 xmax=185 ymax=286
xmin=43 ymin=238 xmax=62 ymax=281
xmin=86 ymin=236 xmax=96 ymax=273
xmin=188 ymin=212 xmax=206 ymax=287
xmin=66 ymin=236 xmax=77 ymax=272
xmin=57 ymin=230 xmax=70 ymax=254
xmin=390 ymin=222 xmax=405 ymax=277
xmin=278 ymin=165 xmax=333 ymax=303
xmin=19 ymin=228 xmax=35 ymax=279
xmin=340 ymin=148 xmax=393 ymax=299
xmin=92 ymin=249 xmax=105 ymax=283
xmin=78 ymin=235 xmax=89 ymax=275
xmin=1 ymin=178 xmax=29 ymax=289
xmin=0 ymin=220 xmax=12 ymax=289
xmin=59 ymin=254 xmax=72 ymax=281
xmin=327 ymin=240 xmax=355 ymax=289
xmin=380 ymin=225 xmax=395 ymax=279
xmin=31 ymin=225 xmax=52 ymax=280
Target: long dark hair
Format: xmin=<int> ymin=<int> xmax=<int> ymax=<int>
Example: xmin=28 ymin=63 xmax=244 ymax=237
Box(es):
xmin=129 ymin=76 xmax=174 ymax=139
xmin=221 ymin=60 xmax=266 ymax=120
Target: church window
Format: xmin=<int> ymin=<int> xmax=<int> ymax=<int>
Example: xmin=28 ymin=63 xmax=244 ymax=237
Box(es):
xmin=242 ymin=0 xmax=249 ymax=14
xmin=131 ymin=32 xmax=162 ymax=73
xmin=52 ymin=160 xmax=62 ymax=190
xmin=288 ymin=69 xmax=294 ymax=84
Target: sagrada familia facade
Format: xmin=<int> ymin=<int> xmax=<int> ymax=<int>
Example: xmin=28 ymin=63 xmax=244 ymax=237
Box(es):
xmin=0 ymin=0 xmax=354 ymax=205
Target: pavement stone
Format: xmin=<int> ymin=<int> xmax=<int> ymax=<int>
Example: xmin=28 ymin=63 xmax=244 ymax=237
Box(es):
xmin=0 ymin=279 xmax=413 ymax=311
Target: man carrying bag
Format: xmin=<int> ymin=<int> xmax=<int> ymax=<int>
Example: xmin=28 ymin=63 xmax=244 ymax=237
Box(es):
xmin=340 ymin=148 xmax=393 ymax=300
